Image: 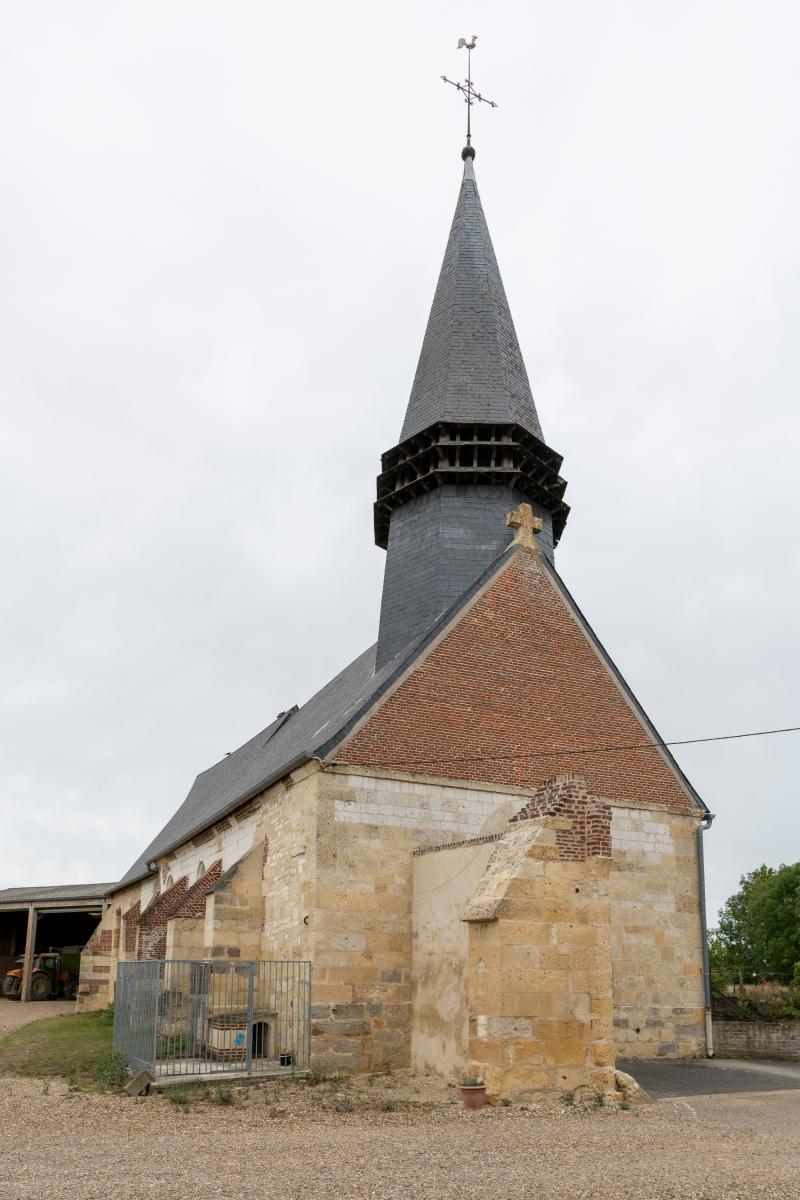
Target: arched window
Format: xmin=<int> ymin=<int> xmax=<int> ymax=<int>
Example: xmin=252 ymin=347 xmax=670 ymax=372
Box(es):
xmin=196 ymin=861 xmax=206 ymax=881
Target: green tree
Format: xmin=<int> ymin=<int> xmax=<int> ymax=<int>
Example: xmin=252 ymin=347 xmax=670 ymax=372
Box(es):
xmin=709 ymin=863 xmax=800 ymax=984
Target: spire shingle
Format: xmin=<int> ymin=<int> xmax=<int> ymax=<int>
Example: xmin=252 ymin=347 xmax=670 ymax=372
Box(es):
xmin=400 ymin=158 xmax=544 ymax=442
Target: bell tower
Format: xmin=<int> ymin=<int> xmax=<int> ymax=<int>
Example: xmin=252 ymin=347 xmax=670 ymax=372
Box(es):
xmin=374 ymin=152 xmax=569 ymax=668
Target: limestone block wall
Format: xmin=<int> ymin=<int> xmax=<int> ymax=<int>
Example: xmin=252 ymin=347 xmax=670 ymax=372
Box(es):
xmin=76 ymin=772 xmax=313 ymax=1008
xmin=165 ymin=916 xmax=204 ymax=959
xmin=463 ymin=776 xmax=616 ymax=1100
xmin=77 ymin=886 xmax=137 ymax=1009
xmin=77 ymin=926 xmax=114 ymax=1006
xmin=258 ymin=766 xmax=318 ymax=962
xmin=411 ymin=839 xmax=497 ymax=1077
xmin=156 ymin=802 xmax=264 ymax=896
xmin=331 ymin=768 xmax=522 ymax=840
xmin=610 ymin=805 xmax=705 ymax=1058
xmin=309 ymin=769 xmax=528 ymax=1074
xmin=203 ymin=845 xmax=263 ymax=960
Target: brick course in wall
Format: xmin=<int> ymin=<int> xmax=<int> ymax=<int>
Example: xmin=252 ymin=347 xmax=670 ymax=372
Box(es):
xmin=337 ymin=551 xmax=696 ymax=812
xmin=122 ymin=901 xmax=140 ymax=954
xmin=169 ymin=860 xmax=222 ymax=919
xmin=136 ymin=876 xmax=189 ymax=960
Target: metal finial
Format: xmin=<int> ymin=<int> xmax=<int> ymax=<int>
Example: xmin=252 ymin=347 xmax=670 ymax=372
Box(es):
xmin=441 ymin=36 xmax=497 ymax=159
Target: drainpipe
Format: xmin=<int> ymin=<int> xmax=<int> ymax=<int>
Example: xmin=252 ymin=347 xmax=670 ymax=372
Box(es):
xmin=697 ymin=813 xmax=716 ymax=1057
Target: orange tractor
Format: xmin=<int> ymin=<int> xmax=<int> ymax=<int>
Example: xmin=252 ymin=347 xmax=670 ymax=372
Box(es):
xmin=1 ymin=949 xmax=81 ymax=1001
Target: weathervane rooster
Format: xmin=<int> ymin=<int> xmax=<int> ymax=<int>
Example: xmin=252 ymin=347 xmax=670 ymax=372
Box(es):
xmin=442 ymin=35 xmax=497 ymax=159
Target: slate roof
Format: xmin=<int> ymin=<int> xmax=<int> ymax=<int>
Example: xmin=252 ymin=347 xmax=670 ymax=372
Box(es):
xmin=399 ymin=157 xmax=544 ymax=443
xmin=114 ymin=544 xmax=706 ymax=894
xmin=114 ymin=637 xmax=427 ymax=889
xmin=0 ymin=883 xmax=113 ymax=907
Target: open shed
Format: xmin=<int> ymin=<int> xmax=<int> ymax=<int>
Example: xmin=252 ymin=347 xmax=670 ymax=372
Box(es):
xmin=0 ymin=883 xmax=112 ymax=1002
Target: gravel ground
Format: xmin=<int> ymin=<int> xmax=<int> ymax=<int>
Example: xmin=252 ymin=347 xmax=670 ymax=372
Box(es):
xmin=1 ymin=1070 xmax=799 ymax=1200
xmin=0 ymin=998 xmax=75 ymax=1038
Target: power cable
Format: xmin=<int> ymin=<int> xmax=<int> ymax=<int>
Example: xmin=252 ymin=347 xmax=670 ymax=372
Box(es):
xmin=377 ymin=724 xmax=800 ymax=770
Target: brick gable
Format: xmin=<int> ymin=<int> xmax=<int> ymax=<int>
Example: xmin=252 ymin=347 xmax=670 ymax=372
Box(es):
xmin=337 ymin=551 xmax=696 ymax=811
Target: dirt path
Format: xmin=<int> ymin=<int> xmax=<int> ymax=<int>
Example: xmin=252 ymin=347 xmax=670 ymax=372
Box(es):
xmin=0 ymin=999 xmax=75 ymax=1039
xmin=0 ymin=1072 xmax=799 ymax=1200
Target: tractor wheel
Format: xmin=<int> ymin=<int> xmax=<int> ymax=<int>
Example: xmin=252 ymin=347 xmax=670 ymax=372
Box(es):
xmin=1 ymin=975 xmax=20 ymax=1000
xmin=64 ymin=978 xmax=79 ymax=1001
xmin=30 ymin=974 xmax=51 ymax=1001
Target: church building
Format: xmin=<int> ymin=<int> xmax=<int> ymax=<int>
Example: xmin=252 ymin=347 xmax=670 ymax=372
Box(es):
xmin=79 ymin=140 xmax=711 ymax=1099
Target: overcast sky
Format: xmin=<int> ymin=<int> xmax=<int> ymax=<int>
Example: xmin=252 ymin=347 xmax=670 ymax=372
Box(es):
xmin=1 ymin=2 xmax=798 ymax=923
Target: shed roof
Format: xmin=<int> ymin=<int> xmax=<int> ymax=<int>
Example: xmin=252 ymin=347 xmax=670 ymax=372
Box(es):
xmin=0 ymin=883 xmax=113 ymax=907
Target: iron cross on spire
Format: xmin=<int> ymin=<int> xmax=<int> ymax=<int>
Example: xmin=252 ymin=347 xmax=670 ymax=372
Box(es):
xmin=441 ymin=35 xmax=498 ymax=159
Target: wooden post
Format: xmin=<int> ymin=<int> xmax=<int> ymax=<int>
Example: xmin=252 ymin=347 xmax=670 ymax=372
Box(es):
xmin=20 ymin=905 xmax=37 ymax=1003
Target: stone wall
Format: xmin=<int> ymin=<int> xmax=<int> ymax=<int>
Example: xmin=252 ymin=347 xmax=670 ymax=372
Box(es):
xmin=76 ymin=769 xmax=312 ymax=1009
xmin=310 ymin=767 xmax=532 ymax=1074
xmin=203 ymin=846 xmax=263 ymax=960
xmin=714 ymin=1020 xmax=800 ymax=1060
xmin=610 ymin=806 xmax=705 ymax=1058
xmin=310 ymin=774 xmax=414 ymax=1073
xmin=411 ymin=838 xmax=498 ymax=1077
xmin=165 ymin=916 xmax=204 ymax=960
xmin=77 ymin=751 xmax=708 ymax=1083
xmin=463 ymin=775 xmax=615 ymax=1100
xmin=258 ymin=766 xmax=317 ymax=962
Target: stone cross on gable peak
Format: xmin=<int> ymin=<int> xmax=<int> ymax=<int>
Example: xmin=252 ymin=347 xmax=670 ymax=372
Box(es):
xmin=506 ymin=502 xmax=543 ymax=553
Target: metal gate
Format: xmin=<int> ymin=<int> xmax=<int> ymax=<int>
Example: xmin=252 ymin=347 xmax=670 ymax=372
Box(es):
xmin=113 ymin=959 xmax=312 ymax=1079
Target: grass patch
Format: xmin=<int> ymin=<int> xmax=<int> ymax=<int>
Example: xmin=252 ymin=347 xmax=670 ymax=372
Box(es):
xmin=93 ymin=1050 xmax=128 ymax=1088
xmin=0 ymin=1010 xmax=114 ymax=1085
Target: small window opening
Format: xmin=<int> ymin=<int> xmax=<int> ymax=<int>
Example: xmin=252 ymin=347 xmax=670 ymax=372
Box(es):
xmin=252 ymin=1020 xmax=271 ymax=1059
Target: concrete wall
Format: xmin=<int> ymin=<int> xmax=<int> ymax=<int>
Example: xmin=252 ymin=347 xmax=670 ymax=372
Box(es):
xmin=610 ymin=806 xmax=705 ymax=1058
xmin=714 ymin=1020 xmax=800 ymax=1060
xmin=411 ymin=839 xmax=496 ymax=1077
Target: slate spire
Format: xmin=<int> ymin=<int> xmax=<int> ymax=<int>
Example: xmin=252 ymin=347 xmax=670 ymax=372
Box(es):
xmin=400 ymin=156 xmax=544 ymax=443
xmin=374 ymin=155 xmax=569 ymax=670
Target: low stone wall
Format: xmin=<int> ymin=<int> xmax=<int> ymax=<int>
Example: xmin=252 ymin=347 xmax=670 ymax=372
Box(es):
xmin=714 ymin=1019 xmax=800 ymax=1060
